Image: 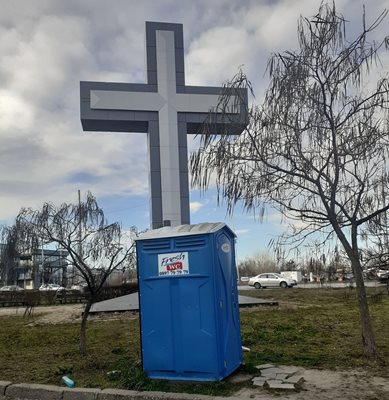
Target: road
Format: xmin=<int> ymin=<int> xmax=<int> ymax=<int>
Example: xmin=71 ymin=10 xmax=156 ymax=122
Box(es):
xmin=238 ymin=280 xmax=386 ymax=290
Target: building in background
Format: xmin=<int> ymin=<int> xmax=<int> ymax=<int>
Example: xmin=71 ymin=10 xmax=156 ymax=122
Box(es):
xmin=0 ymin=247 xmax=68 ymax=289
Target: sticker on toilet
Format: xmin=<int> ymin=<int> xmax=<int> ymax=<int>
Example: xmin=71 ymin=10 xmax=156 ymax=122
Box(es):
xmin=158 ymin=252 xmax=189 ymax=276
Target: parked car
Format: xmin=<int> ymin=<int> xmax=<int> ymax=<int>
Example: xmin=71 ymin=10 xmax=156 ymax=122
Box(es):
xmin=39 ymin=284 xmax=65 ymax=291
xmin=248 ymin=273 xmax=297 ymax=289
xmin=0 ymin=285 xmax=23 ymax=291
xmin=70 ymin=283 xmax=88 ymax=292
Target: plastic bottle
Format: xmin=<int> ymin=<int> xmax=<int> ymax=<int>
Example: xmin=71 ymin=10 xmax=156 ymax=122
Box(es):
xmin=62 ymin=376 xmax=75 ymax=388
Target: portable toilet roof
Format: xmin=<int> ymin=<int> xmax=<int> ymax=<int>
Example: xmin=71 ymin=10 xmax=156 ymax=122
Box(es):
xmin=136 ymin=222 xmax=236 ymax=240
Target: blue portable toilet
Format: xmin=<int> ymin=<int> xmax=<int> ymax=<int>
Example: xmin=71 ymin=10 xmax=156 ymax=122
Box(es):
xmin=136 ymin=223 xmax=242 ymax=381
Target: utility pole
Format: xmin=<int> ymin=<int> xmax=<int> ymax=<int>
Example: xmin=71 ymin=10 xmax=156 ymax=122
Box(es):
xmin=40 ymin=240 xmax=44 ymax=287
xmin=381 ymin=179 xmax=389 ymax=269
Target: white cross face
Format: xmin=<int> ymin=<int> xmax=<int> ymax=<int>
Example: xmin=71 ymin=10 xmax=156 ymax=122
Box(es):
xmin=82 ymin=22 xmax=246 ymax=229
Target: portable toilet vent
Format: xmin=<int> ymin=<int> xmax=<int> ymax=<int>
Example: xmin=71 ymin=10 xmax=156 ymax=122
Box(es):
xmin=136 ymin=222 xmax=242 ymax=381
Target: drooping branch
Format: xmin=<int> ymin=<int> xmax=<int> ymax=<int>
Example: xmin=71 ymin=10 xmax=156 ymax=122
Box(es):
xmin=191 ymin=2 xmax=389 ymax=359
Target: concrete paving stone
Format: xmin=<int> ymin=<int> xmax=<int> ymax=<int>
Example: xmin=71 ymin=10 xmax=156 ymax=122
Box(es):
xmin=284 ymin=375 xmax=305 ymax=385
xmin=259 ymin=367 xmax=288 ymax=376
xmin=63 ymin=387 xmax=101 ymax=400
xmin=90 ymin=293 xmax=276 ymax=314
xmin=264 ymin=381 xmax=296 ymax=390
xmin=261 ymin=368 xmax=285 ymax=379
xmin=252 ymin=376 xmax=267 ymax=382
xmin=259 ymin=373 xmax=277 ymax=380
xmin=98 ymin=388 xmax=139 ymax=400
xmin=265 ymin=379 xmax=284 ymax=385
xmin=275 ymin=373 xmax=289 ymax=381
xmin=5 ymin=383 xmax=63 ymax=400
xmin=255 ymin=364 xmax=274 ymax=370
xmin=252 ymin=377 xmax=267 ymax=387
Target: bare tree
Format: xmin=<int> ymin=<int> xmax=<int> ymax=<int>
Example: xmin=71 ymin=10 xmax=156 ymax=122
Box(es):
xmin=16 ymin=192 xmax=137 ymax=355
xmin=191 ymin=2 xmax=389 ymax=359
xmin=238 ymin=251 xmax=278 ymax=277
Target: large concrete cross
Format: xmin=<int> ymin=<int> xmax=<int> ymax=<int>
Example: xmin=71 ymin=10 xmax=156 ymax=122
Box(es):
xmin=80 ymin=22 xmax=247 ymax=229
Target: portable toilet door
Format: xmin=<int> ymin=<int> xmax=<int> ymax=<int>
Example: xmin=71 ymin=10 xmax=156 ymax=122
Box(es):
xmin=214 ymin=228 xmax=242 ymax=375
xmin=136 ymin=222 xmax=242 ymax=381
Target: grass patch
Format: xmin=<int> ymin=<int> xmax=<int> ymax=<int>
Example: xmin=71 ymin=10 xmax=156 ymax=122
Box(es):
xmin=0 ymin=287 xmax=388 ymax=395
xmin=240 ymin=286 xmax=389 ymax=373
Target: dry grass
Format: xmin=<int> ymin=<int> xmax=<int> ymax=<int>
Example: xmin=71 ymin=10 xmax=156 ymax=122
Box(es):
xmin=0 ymin=286 xmax=387 ymax=395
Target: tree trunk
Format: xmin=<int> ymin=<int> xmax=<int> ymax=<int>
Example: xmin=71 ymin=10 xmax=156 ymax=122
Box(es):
xmin=79 ymin=299 xmax=93 ymax=356
xmin=350 ymin=257 xmax=378 ymax=359
xmin=333 ymin=223 xmax=379 ymax=359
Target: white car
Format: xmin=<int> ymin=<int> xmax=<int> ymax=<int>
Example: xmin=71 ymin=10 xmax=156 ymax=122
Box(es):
xmin=248 ymin=273 xmax=297 ymax=289
xmin=70 ymin=283 xmax=88 ymax=292
xmin=39 ymin=284 xmax=65 ymax=291
xmin=0 ymin=285 xmax=23 ymax=291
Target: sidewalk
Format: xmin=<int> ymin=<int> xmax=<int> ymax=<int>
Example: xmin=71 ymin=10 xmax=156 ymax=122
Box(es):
xmin=2 ymin=366 xmax=389 ymax=400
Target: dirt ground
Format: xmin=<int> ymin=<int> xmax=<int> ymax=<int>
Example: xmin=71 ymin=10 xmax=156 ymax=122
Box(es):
xmin=1 ymin=304 xmax=388 ymax=400
xmin=0 ymin=303 xmax=85 ymax=324
xmin=236 ymin=368 xmax=389 ymax=400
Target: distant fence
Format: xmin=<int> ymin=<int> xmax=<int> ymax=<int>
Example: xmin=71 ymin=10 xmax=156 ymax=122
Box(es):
xmin=0 ymin=282 xmax=138 ymax=308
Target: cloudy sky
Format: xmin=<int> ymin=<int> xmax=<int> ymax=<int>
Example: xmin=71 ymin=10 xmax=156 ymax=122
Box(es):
xmin=1 ymin=0 xmax=388 ymax=260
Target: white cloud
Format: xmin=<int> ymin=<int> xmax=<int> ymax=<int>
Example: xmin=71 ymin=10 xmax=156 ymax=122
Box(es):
xmin=190 ymin=201 xmax=204 ymax=213
xmin=0 ymin=91 xmax=35 ymax=131
xmin=234 ymin=228 xmax=250 ymax=235
xmin=186 ymin=26 xmax=251 ymax=86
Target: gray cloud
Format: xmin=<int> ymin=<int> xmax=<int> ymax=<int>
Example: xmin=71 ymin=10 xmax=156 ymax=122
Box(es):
xmin=0 ymin=0 xmax=387 ymax=224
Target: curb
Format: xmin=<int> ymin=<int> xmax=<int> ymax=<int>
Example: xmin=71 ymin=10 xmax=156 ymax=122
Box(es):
xmin=0 ymin=381 xmax=226 ymax=400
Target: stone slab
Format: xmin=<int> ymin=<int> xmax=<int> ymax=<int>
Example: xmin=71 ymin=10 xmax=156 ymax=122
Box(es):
xmin=284 ymin=375 xmax=305 ymax=385
xmin=98 ymin=389 xmax=139 ymax=400
xmin=90 ymin=293 xmax=139 ymax=313
xmin=264 ymin=381 xmax=296 ymax=390
xmin=260 ymin=367 xmax=287 ymax=377
xmin=63 ymin=387 xmax=101 ymax=400
xmin=255 ymin=364 xmax=275 ymax=370
xmin=5 ymin=383 xmax=63 ymax=400
xmin=90 ymin=293 xmax=276 ymax=313
xmin=252 ymin=377 xmax=267 ymax=387
xmin=265 ymin=379 xmax=284 ymax=385
xmin=275 ymin=373 xmax=289 ymax=381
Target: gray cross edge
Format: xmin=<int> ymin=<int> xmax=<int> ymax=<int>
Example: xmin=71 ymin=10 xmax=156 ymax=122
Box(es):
xmin=80 ymin=21 xmax=248 ymax=229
